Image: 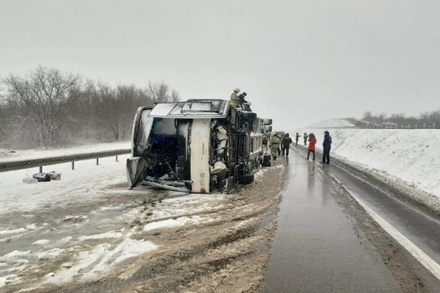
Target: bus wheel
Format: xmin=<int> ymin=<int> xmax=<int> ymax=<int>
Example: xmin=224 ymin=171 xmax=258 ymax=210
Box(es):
xmin=238 ymin=174 xmax=254 ymax=185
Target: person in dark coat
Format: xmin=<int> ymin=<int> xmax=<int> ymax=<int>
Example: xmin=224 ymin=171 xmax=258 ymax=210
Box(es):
xmin=320 ymin=131 xmax=332 ymax=164
xmin=303 ymin=132 xmax=308 ymax=145
xmin=295 ymin=132 xmax=300 ymax=145
xmin=282 ymin=133 xmax=293 ymax=156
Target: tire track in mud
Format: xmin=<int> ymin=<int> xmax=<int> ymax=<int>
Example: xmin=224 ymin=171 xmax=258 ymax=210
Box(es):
xmin=0 ymin=189 xmax=189 ymax=293
xmin=42 ymin=163 xmax=287 ymax=293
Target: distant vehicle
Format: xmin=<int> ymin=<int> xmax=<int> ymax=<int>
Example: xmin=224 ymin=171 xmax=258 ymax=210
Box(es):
xmin=126 ymin=99 xmax=272 ymax=193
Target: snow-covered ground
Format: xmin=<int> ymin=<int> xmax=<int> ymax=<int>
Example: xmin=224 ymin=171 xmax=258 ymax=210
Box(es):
xmin=0 ymin=142 xmax=131 ymax=213
xmin=301 ymin=126 xmax=440 ymax=212
xmin=1 ymin=128 xmax=440 ymax=290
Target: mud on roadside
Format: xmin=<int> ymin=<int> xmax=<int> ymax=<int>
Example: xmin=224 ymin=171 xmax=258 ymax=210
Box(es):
xmin=31 ymin=161 xmax=287 ymax=293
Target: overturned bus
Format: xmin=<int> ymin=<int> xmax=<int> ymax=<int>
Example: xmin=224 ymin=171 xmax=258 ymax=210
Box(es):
xmin=126 ymin=99 xmax=272 ymax=193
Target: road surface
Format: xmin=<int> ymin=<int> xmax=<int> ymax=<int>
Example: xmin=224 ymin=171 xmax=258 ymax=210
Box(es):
xmin=263 ymin=146 xmax=440 ymax=292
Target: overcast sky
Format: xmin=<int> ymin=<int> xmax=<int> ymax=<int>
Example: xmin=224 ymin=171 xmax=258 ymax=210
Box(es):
xmin=1 ymin=0 xmax=440 ymax=129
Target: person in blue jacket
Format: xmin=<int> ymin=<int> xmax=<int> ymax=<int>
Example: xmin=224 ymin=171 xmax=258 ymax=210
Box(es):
xmin=320 ymin=131 xmax=332 ymax=164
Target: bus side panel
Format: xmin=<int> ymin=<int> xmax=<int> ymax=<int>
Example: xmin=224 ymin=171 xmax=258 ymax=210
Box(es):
xmin=190 ymin=119 xmax=211 ymax=193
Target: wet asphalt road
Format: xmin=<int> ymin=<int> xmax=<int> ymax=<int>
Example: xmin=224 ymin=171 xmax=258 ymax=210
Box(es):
xmin=324 ymin=161 xmax=440 ymax=268
xmin=263 ymin=148 xmax=402 ymax=292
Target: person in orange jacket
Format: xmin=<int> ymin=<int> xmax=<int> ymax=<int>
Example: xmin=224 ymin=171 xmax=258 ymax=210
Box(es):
xmin=306 ymin=133 xmax=317 ymax=161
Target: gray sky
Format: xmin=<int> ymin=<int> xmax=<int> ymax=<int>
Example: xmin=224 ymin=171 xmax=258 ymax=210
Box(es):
xmin=1 ymin=0 xmax=440 ymax=130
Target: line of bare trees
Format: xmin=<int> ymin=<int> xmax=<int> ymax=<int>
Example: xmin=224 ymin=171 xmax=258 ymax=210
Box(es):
xmin=361 ymin=110 xmax=440 ymax=127
xmin=0 ymin=66 xmax=180 ymax=149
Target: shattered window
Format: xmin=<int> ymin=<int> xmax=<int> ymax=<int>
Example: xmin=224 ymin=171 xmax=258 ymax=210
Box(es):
xmin=152 ymin=118 xmax=177 ymax=136
xmin=134 ymin=109 xmax=153 ymax=155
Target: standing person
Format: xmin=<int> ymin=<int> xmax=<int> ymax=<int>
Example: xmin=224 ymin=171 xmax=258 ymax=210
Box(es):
xmin=230 ymin=88 xmax=240 ymax=108
xmin=280 ymin=133 xmax=285 ymax=156
xmin=321 ymin=131 xmax=332 ymax=164
xmin=270 ymin=133 xmax=281 ymax=160
xmin=303 ymin=132 xmax=308 ymax=145
xmin=282 ymin=133 xmax=293 ymax=156
xmin=295 ymin=132 xmax=300 ymax=145
xmin=237 ymin=91 xmax=252 ymax=111
xmin=306 ymin=133 xmax=316 ymax=161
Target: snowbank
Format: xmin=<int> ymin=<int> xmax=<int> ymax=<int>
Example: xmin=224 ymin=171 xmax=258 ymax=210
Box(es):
xmin=305 ymin=128 xmax=440 ymax=212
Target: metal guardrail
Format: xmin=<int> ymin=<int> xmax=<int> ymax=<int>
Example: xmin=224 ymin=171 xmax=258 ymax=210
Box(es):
xmin=0 ymin=149 xmax=131 ymax=173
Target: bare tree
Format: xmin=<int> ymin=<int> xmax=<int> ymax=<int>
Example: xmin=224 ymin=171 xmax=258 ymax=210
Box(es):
xmin=81 ymin=83 xmax=137 ymax=141
xmin=85 ymin=81 xmax=115 ymax=141
xmin=0 ymin=100 xmax=10 ymax=146
xmin=106 ymin=85 xmax=138 ymax=141
xmin=1 ymin=67 xmax=181 ymax=147
xmin=147 ymin=81 xmax=180 ymax=102
xmin=136 ymin=87 xmax=154 ymax=106
xmin=389 ymin=113 xmax=406 ymax=125
xmin=3 ymin=66 xmax=82 ymax=147
xmin=358 ymin=109 xmax=440 ymax=128
xmin=171 ymin=89 xmax=180 ymax=102
xmin=62 ymin=79 xmax=99 ymax=142
xmin=362 ymin=111 xmax=373 ymax=122
xmin=376 ymin=112 xmax=388 ymax=124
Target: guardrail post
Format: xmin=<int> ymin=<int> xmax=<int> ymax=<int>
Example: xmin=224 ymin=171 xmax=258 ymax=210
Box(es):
xmin=72 ymin=161 xmax=75 ymax=170
xmin=96 ymin=158 xmax=99 ymax=165
xmin=39 ymin=166 xmax=43 ymax=173
xmin=116 ymin=155 xmax=118 ymax=162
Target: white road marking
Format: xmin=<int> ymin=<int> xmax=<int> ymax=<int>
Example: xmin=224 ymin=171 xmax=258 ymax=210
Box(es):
xmin=332 ymin=174 xmax=440 ymax=281
xmin=332 ymin=164 xmax=440 ymax=221
xmin=297 ymin=151 xmax=440 ymax=280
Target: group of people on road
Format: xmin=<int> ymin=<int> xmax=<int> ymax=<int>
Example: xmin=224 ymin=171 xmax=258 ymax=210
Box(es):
xmin=270 ymin=131 xmax=332 ymax=164
xmin=270 ymin=133 xmax=293 ymax=160
xmin=303 ymin=131 xmax=332 ymax=164
xmin=230 ymin=88 xmax=333 ymax=164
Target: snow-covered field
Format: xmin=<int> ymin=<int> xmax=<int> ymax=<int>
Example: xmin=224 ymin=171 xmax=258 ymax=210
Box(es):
xmin=0 ymin=142 xmax=131 ymax=213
